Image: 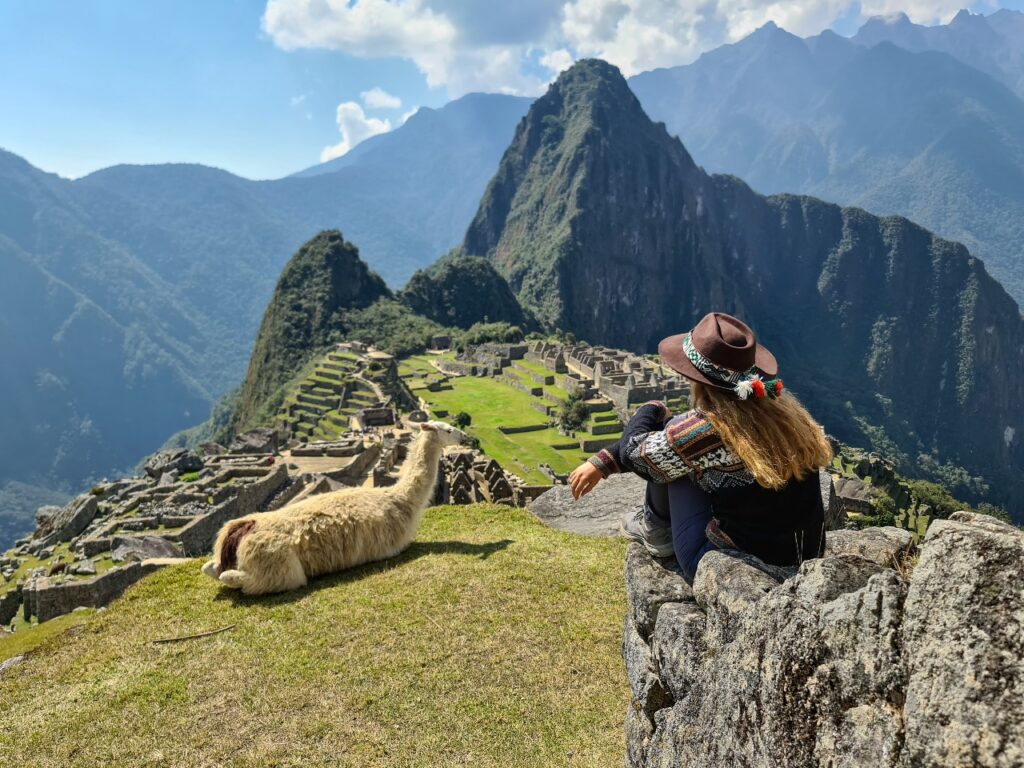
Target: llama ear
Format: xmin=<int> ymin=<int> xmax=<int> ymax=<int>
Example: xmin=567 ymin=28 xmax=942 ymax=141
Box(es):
xmin=419 ymin=422 xmax=436 ymax=432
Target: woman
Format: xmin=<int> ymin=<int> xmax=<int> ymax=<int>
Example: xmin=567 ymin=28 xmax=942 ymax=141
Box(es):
xmin=568 ymin=312 xmax=832 ymax=583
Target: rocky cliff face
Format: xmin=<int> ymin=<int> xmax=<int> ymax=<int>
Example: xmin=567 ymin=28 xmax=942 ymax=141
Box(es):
xmin=399 ymin=254 xmax=531 ymax=330
xmin=232 ymin=230 xmax=390 ymax=431
xmin=624 ymin=512 xmax=1024 ymax=767
xmin=462 ymin=59 xmax=1024 ymax=515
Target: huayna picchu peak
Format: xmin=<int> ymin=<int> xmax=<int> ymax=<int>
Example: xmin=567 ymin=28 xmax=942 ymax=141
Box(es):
xmin=463 ymin=59 xmax=1024 ymax=515
xmin=232 ymin=231 xmax=391 ymax=433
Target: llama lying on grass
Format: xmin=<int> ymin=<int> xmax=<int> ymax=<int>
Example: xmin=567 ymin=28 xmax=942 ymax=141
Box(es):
xmin=201 ymin=420 xmax=467 ymax=595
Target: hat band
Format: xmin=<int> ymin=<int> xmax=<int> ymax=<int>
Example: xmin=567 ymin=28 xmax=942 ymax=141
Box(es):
xmin=681 ymin=334 xmax=784 ymax=401
xmin=681 ymin=334 xmax=757 ymax=385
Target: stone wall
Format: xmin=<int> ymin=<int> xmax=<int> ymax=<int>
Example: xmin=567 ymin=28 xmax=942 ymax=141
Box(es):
xmin=175 ymin=464 xmax=287 ymax=556
xmin=622 ymin=512 xmax=1024 ymax=767
xmin=23 ymin=561 xmax=168 ymax=623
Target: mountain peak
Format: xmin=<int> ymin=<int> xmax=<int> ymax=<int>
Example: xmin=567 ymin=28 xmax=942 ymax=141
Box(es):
xmin=546 ymin=59 xmax=637 ymax=113
xmin=232 ymin=230 xmax=390 ymax=431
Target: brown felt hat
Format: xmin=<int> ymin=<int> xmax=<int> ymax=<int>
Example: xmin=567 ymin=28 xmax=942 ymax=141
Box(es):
xmin=658 ymin=312 xmax=777 ymax=391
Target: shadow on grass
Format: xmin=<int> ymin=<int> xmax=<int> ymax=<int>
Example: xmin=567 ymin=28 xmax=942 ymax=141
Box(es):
xmin=213 ymin=538 xmax=515 ymax=607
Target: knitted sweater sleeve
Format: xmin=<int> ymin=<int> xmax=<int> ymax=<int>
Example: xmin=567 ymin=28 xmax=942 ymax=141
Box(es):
xmin=586 ymin=401 xmax=683 ymax=482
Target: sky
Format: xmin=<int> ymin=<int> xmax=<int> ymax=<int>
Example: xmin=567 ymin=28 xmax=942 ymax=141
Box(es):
xmin=1 ymin=0 xmax=1022 ymax=180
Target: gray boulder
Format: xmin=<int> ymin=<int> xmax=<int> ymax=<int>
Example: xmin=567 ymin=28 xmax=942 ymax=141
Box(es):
xmin=143 ymin=449 xmax=203 ymax=479
xmin=529 ymin=472 xmax=646 ymax=537
xmin=622 ymin=515 xmax=1024 ymax=768
xmin=624 ymin=543 xmax=692 ymax=640
xmin=900 ymin=512 xmax=1024 ymax=768
xmin=69 ymin=560 xmax=97 ymax=576
xmin=33 ymin=496 xmax=98 ymax=545
xmin=820 ymin=469 xmax=843 ymax=529
xmin=229 ymin=427 xmax=279 ymax=454
xmin=826 ymin=526 xmax=913 ymax=567
xmin=110 ymin=536 xmax=183 ymax=563
xmin=833 ymin=475 xmax=874 ymax=515
xmin=156 ymin=471 xmax=179 ymax=488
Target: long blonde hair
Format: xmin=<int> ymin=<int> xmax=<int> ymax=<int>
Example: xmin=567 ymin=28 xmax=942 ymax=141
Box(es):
xmin=690 ymin=381 xmax=832 ymax=490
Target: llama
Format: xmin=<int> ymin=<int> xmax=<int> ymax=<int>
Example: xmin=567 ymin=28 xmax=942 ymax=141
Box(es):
xmin=201 ymin=420 xmax=466 ymax=595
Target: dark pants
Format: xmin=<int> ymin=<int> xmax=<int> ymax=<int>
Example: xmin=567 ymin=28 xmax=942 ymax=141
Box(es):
xmin=646 ymin=479 xmax=717 ymax=584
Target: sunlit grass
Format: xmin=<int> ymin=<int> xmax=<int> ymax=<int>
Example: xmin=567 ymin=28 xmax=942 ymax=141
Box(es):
xmin=0 ymin=505 xmax=629 ymax=768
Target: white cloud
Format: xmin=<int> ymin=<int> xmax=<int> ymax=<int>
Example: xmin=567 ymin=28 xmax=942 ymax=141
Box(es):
xmin=361 ymin=86 xmax=403 ymax=109
xmin=540 ymin=47 xmax=575 ymax=76
xmin=401 ymin=106 xmax=420 ymax=123
xmin=321 ymin=101 xmax=392 ymax=161
xmin=265 ymin=0 xmax=1005 ymax=94
xmin=858 ymin=1 xmax=996 ymax=24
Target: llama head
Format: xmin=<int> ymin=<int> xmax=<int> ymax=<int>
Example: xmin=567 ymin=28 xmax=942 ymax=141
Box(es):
xmin=417 ymin=420 xmax=468 ymax=447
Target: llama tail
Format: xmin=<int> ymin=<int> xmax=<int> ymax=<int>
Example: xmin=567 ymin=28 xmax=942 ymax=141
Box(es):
xmin=204 ymin=518 xmax=257 ymax=580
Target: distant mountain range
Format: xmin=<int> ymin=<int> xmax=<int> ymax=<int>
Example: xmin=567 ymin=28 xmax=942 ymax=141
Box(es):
xmin=0 ymin=93 xmax=529 ymax=523
xmin=463 ymin=59 xmax=1024 ymax=515
xmin=628 ymin=13 xmax=1024 ymax=304
xmin=853 ymin=9 xmax=1024 ymax=98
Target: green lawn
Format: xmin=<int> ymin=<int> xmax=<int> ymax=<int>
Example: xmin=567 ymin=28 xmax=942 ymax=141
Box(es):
xmin=0 ymin=506 xmax=629 ymax=768
xmin=408 ymin=365 xmax=595 ymax=483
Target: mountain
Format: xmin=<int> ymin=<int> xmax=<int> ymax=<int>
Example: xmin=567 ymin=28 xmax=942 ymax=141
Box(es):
xmin=400 ymin=254 xmax=532 ymax=329
xmin=463 ymin=59 xmax=1024 ymax=516
xmin=0 ymin=91 xmax=529 ymax=538
xmin=292 ymin=93 xmax=532 ymax=179
xmin=232 ymin=231 xmax=390 ymax=432
xmin=0 ymin=152 xmax=213 ymax=505
xmin=853 ymin=9 xmax=1024 ymax=99
xmin=627 ymin=22 xmax=1024 ymax=304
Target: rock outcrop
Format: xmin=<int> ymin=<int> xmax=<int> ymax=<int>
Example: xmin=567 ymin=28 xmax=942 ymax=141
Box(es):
xmin=623 ymin=512 xmax=1023 ymax=767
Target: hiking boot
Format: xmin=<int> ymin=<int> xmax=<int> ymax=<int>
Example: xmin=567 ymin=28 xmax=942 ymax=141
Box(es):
xmin=621 ymin=507 xmax=675 ymax=558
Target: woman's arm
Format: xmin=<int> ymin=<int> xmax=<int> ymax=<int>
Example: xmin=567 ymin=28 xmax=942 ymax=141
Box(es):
xmin=588 ymin=401 xmax=669 ymax=476
xmin=569 ymin=401 xmax=669 ymax=499
xmin=572 ymin=401 xmax=705 ymax=496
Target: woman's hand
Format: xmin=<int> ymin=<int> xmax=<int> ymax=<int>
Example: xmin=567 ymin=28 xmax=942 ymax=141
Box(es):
xmin=569 ymin=461 xmax=604 ymax=500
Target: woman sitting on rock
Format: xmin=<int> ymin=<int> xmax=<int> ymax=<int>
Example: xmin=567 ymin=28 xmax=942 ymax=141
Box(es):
xmin=569 ymin=312 xmax=832 ymax=583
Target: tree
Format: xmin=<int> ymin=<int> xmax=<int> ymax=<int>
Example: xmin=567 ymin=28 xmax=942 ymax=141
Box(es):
xmin=453 ymin=411 xmax=472 ymax=429
xmin=557 ymin=391 xmax=589 ymax=434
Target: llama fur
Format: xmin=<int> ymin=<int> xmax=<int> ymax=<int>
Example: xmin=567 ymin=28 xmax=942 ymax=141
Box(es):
xmin=201 ymin=420 xmax=466 ymax=595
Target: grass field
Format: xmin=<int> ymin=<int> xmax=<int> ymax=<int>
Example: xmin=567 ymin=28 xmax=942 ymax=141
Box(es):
xmin=405 ymin=360 xmax=601 ymax=483
xmin=0 ymin=505 xmax=629 ymax=768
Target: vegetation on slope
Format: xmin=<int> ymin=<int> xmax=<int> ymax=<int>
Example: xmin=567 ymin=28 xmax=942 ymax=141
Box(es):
xmin=0 ymin=505 xmax=629 ymax=767
xmin=400 ymin=253 xmax=533 ymax=330
xmin=628 ymin=24 xmax=1024 ymax=303
xmin=232 ymin=231 xmax=390 ymax=433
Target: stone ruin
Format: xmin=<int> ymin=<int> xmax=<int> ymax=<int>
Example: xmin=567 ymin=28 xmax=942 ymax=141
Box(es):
xmin=622 ymin=511 xmax=1024 ymax=767
xmin=1 ymin=439 xmax=290 ymax=626
xmin=433 ymin=450 xmax=540 ymax=507
xmin=554 ymin=342 xmax=689 ymax=412
xmin=828 ymin=443 xmax=941 ymax=535
xmin=277 ymin=343 xmax=411 ymax=443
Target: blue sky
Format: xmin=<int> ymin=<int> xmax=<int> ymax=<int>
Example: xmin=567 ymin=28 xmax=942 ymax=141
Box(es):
xmin=2 ymin=0 xmax=1021 ymax=180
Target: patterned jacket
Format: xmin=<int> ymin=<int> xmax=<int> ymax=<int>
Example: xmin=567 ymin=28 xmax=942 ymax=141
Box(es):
xmin=588 ymin=402 xmax=757 ymax=494
xmin=588 ymin=401 xmax=827 ymax=568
